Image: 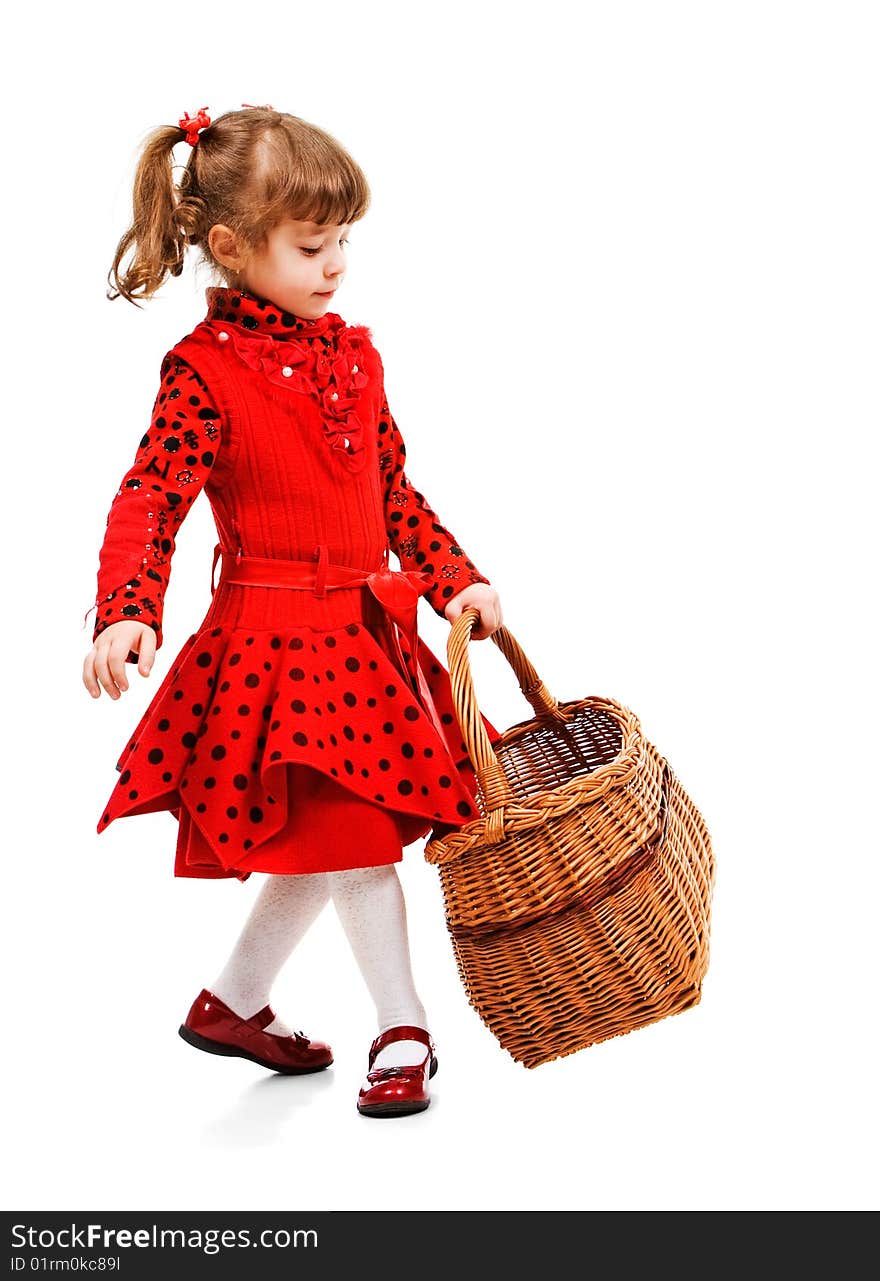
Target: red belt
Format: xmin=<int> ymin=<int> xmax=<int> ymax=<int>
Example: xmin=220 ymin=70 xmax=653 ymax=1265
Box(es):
xmin=211 ymin=543 xmax=446 ymax=739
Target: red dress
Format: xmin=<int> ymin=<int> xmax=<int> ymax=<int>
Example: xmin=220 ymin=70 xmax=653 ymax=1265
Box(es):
xmin=90 ymin=287 xmax=501 ymax=881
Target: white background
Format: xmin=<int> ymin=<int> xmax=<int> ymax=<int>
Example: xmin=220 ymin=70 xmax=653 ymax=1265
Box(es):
xmin=2 ymin=0 xmax=877 ymax=1214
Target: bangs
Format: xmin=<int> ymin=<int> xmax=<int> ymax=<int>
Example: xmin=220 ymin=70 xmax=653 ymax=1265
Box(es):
xmin=247 ymin=123 xmax=370 ymax=236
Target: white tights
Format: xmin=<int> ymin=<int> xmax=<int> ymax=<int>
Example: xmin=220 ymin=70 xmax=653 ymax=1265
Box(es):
xmin=210 ymin=865 xmax=429 ymax=1070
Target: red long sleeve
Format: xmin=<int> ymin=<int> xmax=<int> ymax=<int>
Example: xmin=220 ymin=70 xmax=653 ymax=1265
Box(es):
xmin=378 ymin=396 xmax=491 ymax=617
xmin=91 ymin=355 xmax=221 ymax=654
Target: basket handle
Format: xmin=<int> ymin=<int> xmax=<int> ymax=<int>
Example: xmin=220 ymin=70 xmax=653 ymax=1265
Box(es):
xmin=445 ymin=607 xmax=572 ymax=839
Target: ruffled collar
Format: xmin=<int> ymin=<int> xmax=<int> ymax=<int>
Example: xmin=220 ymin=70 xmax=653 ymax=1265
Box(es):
xmin=205 ymin=286 xmax=345 ymax=340
xmin=201 ymin=287 xmax=374 ymax=473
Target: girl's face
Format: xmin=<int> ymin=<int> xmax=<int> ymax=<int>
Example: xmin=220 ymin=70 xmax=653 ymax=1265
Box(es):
xmin=240 ymin=219 xmax=350 ymax=319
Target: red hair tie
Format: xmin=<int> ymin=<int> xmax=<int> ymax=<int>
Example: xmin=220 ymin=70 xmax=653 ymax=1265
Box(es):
xmin=178 ymin=107 xmax=211 ymax=146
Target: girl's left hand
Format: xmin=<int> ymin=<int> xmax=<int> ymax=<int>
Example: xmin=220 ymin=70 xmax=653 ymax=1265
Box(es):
xmin=443 ymin=583 xmax=503 ymax=640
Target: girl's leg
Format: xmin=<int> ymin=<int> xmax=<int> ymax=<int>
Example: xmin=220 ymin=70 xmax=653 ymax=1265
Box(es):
xmin=328 ymin=864 xmax=429 ymax=1069
xmin=210 ymin=871 xmax=331 ymax=1036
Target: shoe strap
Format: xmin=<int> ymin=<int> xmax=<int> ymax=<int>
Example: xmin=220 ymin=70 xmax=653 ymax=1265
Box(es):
xmin=369 ymin=1024 xmax=433 ymax=1067
xmin=367 ymin=1064 xmax=425 ymax=1084
xmin=200 ymin=991 xmax=275 ymax=1031
xmin=201 ymin=994 xmax=307 ymax=1042
xmin=250 ymin=1005 xmax=310 ymax=1045
xmin=250 ymin=1004 xmax=277 ymax=1031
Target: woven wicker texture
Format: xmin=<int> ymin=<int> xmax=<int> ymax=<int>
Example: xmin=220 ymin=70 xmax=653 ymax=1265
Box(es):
xmin=425 ymin=609 xmax=715 ymax=1069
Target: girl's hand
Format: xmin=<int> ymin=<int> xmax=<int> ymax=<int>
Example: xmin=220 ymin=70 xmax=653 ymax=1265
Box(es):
xmin=83 ymin=620 xmax=157 ymax=700
xmin=443 ymin=583 xmax=503 ymax=641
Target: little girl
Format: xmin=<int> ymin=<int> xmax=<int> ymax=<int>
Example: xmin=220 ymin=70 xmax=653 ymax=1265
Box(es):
xmin=82 ymin=104 xmax=504 ymax=1119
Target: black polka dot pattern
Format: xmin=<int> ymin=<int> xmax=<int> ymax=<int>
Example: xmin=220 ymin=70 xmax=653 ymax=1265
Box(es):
xmin=91 ymin=356 xmax=221 ymax=648
xmin=97 ymin=623 xmax=502 ymax=868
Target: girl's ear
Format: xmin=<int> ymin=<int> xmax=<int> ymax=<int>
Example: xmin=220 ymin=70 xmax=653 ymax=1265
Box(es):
xmin=208 ymin=223 xmax=244 ymax=271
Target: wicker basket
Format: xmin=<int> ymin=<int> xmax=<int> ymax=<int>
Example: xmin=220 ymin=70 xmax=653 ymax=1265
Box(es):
xmin=425 ymin=608 xmax=715 ymax=1069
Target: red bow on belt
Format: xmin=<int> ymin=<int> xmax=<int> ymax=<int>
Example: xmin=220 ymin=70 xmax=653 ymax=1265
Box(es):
xmin=210 ymin=547 xmax=446 ymax=739
xmin=359 ymin=565 xmax=441 ymax=733
xmin=361 ymin=563 xmax=431 ymax=630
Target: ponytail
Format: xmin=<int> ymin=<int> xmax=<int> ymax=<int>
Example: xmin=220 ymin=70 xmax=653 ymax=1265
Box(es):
xmin=107 ymin=121 xmax=208 ymax=305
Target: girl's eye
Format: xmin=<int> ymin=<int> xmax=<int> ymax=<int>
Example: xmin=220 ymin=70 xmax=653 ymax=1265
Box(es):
xmin=301 ymin=239 xmax=349 ymax=257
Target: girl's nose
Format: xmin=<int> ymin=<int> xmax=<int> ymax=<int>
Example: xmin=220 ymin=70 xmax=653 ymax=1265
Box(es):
xmin=326 ymin=248 xmax=346 ymax=277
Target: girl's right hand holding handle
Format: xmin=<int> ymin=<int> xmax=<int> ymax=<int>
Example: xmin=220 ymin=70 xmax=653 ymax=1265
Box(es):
xmin=83 ymin=620 xmax=157 ymax=700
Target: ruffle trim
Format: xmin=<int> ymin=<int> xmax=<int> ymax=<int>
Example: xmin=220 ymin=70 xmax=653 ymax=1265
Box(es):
xmin=201 ymin=317 xmax=374 ymax=472
xmin=96 ymin=621 xmax=497 ymax=874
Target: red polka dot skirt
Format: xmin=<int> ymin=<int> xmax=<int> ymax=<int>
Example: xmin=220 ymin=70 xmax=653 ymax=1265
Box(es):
xmin=97 ymin=581 xmax=500 ymax=880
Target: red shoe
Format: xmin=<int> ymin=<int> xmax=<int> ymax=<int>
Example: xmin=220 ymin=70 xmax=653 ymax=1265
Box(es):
xmin=357 ymin=1025 xmax=438 ymax=1118
xmin=179 ymin=989 xmax=333 ymax=1075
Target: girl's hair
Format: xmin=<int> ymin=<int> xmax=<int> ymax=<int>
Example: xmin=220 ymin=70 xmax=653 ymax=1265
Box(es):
xmin=108 ymin=107 xmax=371 ymax=305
